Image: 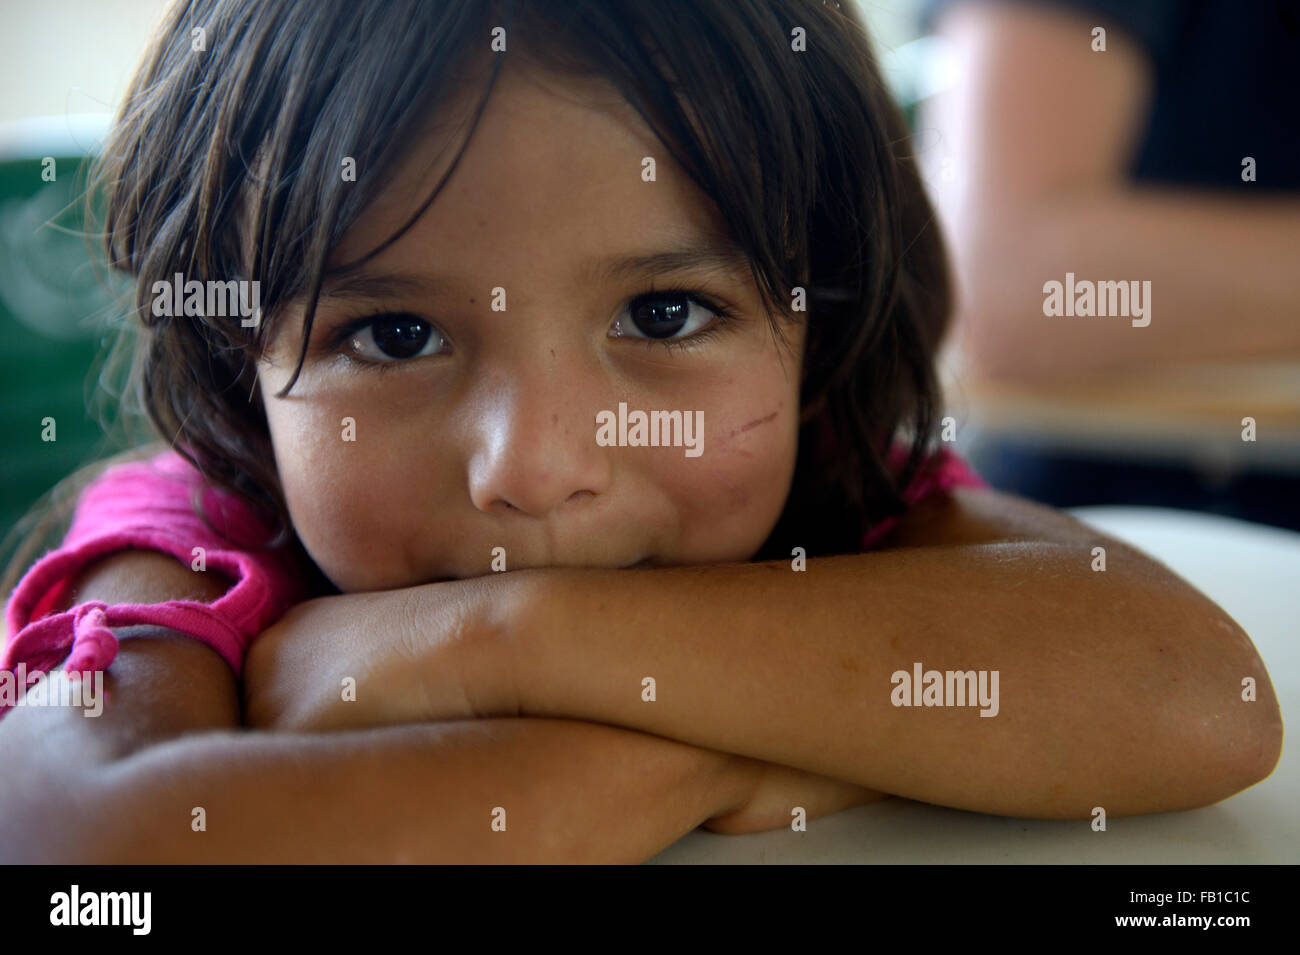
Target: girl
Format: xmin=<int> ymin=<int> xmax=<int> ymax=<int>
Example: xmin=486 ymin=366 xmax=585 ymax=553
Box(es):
xmin=0 ymin=0 xmax=1281 ymax=862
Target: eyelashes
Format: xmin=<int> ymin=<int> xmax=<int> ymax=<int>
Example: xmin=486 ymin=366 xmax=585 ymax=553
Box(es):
xmin=318 ymin=285 xmax=740 ymax=371
xmin=614 ymin=286 xmax=737 ymax=356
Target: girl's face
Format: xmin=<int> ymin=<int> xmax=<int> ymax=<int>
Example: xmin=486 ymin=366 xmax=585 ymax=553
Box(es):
xmin=257 ymin=64 xmax=806 ymax=592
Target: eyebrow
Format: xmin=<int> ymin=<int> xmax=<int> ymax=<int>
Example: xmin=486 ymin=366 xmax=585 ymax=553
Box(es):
xmin=314 ymin=237 xmax=754 ymax=303
xmin=583 ymin=238 xmax=753 ymax=285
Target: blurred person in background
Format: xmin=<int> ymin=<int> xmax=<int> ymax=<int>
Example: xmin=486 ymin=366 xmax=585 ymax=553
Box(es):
xmin=918 ymin=0 xmax=1300 ymax=531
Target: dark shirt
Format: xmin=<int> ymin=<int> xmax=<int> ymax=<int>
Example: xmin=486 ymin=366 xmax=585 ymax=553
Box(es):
xmin=923 ymin=0 xmax=1300 ymax=189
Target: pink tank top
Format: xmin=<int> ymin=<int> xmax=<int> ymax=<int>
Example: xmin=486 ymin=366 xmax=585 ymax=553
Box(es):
xmin=1 ymin=451 xmax=310 ymax=717
xmin=861 ymin=444 xmax=988 ymax=548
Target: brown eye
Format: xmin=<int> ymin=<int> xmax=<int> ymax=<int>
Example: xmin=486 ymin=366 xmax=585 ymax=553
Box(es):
xmin=344 ymin=314 xmax=447 ymax=363
xmin=610 ymin=291 xmax=724 ymax=342
xmin=629 ymin=293 xmax=691 ymax=338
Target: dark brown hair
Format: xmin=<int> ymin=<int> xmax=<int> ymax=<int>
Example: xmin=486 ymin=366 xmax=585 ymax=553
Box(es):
xmin=2 ymin=0 xmax=950 ymax=604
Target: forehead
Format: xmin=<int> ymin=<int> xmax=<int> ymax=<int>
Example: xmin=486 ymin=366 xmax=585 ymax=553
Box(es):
xmin=326 ymin=62 xmax=740 ymax=279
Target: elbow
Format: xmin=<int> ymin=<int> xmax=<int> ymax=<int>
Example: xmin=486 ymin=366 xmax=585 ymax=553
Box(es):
xmin=1145 ymin=653 xmax=1285 ymax=814
xmin=1184 ymin=612 xmax=1286 ymax=806
xmin=1075 ymin=569 xmax=1286 ymax=816
xmin=1190 ymin=689 xmax=1284 ymax=807
xmin=1081 ymin=699 xmax=1283 ymax=820
xmin=0 ymin=727 xmax=189 ymax=863
xmin=0 ymin=765 xmax=126 ymax=864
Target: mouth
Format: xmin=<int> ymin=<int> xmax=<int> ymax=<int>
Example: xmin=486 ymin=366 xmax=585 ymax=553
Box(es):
xmin=623 ymin=558 xmax=653 ymax=570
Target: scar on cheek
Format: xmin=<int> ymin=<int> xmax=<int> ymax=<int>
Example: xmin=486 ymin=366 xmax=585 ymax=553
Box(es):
xmin=727 ymin=410 xmax=779 ymax=439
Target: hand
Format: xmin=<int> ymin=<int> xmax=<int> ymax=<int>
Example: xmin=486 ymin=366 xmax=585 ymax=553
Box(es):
xmin=242 ymin=577 xmax=518 ymax=732
xmin=702 ymin=758 xmax=888 ymax=835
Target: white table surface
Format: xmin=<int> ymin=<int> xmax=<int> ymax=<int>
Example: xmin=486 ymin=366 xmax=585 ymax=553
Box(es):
xmin=649 ymin=507 xmax=1299 ymax=864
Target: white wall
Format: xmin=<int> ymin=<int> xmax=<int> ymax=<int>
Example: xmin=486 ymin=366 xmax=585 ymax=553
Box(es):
xmin=0 ymin=0 xmax=177 ymax=123
xmin=0 ymin=0 xmax=926 ymax=126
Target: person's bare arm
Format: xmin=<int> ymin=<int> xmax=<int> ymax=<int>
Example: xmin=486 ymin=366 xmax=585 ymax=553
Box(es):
xmin=0 ymin=550 xmax=759 ymax=862
xmin=372 ymin=488 xmax=1276 ymax=820
xmin=241 ymin=563 xmax=889 ymax=836
xmin=921 ymin=0 xmax=1300 ymax=383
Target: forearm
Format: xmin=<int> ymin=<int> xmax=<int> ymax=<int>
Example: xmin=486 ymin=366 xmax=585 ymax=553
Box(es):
xmin=6 ymin=715 xmax=751 ymax=863
xmin=956 ymin=191 xmax=1300 ymax=381
xmin=251 ymin=503 xmax=1281 ymax=820
xmin=241 ymin=588 xmax=882 ymax=837
xmin=512 ymin=547 xmax=1282 ymax=819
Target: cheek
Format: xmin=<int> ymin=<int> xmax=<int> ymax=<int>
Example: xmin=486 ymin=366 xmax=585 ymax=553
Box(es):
xmin=650 ymin=397 xmax=799 ymax=561
xmin=263 ymin=394 xmax=432 ymax=591
xmin=636 ymin=324 xmax=805 ymax=561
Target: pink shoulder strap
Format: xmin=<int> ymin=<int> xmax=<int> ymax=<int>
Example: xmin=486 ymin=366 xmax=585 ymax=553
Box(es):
xmin=861 ymin=444 xmax=988 ymax=549
xmin=1 ymin=451 xmax=308 ymax=715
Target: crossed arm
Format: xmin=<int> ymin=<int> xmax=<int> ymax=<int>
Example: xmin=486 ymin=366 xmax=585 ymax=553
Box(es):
xmin=245 ymin=486 xmax=1283 ymax=819
xmin=1 ymin=485 xmax=1281 ymax=861
xmin=0 ymin=551 xmax=865 ymax=863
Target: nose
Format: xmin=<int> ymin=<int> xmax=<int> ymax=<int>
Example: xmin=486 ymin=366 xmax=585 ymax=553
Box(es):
xmin=466 ymin=367 xmax=612 ymax=518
